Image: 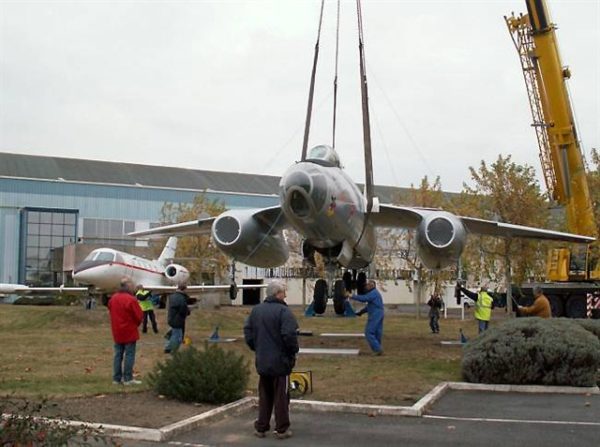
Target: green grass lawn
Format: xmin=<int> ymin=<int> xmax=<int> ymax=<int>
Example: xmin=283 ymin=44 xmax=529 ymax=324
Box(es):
xmin=0 ymin=304 xmax=495 ymax=404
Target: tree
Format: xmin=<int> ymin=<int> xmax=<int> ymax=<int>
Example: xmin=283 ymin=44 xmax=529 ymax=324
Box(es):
xmin=379 ymin=175 xmax=452 ymax=317
xmin=588 ymin=148 xmax=600 ymax=233
xmin=157 ymin=194 xmax=230 ymax=284
xmin=451 ymin=155 xmax=551 ymax=313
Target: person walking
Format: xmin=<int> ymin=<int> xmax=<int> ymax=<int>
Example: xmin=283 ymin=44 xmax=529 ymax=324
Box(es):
xmin=347 ymin=279 xmax=384 ymax=355
xmin=518 ymin=286 xmax=552 ymax=318
xmin=107 ymin=277 xmax=143 ymax=385
xmin=458 ymin=282 xmax=494 ymax=333
xmin=136 ymin=284 xmax=158 ymax=334
xmin=244 ymin=281 xmax=299 ymax=440
xmin=165 ymin=283 xmax=190 ymax=354
xmin=427 ymin=293 xmax=444 ymax=334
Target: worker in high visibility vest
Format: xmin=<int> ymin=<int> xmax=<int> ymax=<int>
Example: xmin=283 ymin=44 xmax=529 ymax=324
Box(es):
xmin=458 ymin=283 xmax=494 ymax=333
xmin=136 ymin=284 xmax=158 ymax=334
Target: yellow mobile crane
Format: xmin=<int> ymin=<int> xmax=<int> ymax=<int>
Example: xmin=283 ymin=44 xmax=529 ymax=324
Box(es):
xmin=505 ymin=0 xmax=599 ymax=317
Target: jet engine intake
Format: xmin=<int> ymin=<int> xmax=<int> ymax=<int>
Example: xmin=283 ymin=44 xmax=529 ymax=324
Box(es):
xmin=212 ymin=210 xmax=289 ymax=267
xmin=164 ymin=264 xmax=190 ymax=285
xmin=415 ymin=212 xmax=466 ymax=270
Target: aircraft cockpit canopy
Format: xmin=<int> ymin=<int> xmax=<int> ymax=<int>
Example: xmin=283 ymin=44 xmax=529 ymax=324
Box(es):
xmin=307 ymin=145 xmax=341 ymax=168
xmin=84 ymin=250 xmax=119 ymax=263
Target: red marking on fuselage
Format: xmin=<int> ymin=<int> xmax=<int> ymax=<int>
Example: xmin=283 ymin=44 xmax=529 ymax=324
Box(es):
xmin=76 ymin=261 xmax=164 ymax=276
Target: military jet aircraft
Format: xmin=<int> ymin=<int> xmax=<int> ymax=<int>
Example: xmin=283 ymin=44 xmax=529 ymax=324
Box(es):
xmin=129 ymin=144 xmax=594 ymax=313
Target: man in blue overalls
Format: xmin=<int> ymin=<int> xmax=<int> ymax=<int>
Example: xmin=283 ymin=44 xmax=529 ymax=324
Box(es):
xmin=347 ymin=279 xmax=384 ymax=355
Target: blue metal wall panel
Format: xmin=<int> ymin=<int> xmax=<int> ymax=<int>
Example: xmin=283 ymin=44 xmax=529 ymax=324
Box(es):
xmin=0 ymin=178 xmax=279 ymax=283
xmin=0 ymin=179 xmax=278 ymax=220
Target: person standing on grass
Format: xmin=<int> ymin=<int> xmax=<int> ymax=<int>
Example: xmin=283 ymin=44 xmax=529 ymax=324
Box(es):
xmin=457 ymin=282 xmax=494 ymax=333
xmin=427 ymin=293 xmax=444 ymax=334
xmin=108 ymin=277 xmax=143 ymax=386
xmin=135 ymin=284 xmax=158 ymax=334
xmin=346 ymin=279 xmax=384 ymax=355
xmin=244 ymin=280 xmax=299 ymax=440
xmin=165 ymin=283 xmax=190 ymax=354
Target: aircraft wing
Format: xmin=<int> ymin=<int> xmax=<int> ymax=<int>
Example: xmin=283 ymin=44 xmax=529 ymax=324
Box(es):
xmin=142 ymin=283 xmax=267 ymax=296
xmin=373 ymin=204 xmax=595 ymax=244
xmin=0 ymin=284 xmax=90 ymax=295
xmin=127 ymin=206 xmax=285 ymax=238
xmin=128 ymin=218 xmax=215 ymax=237
xmin=458 ymin=216 xmax=595 ymax=243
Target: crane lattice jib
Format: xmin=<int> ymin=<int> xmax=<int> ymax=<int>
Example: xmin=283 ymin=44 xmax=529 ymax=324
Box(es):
xmin=505 ymin=0 xmax=597 ymax=238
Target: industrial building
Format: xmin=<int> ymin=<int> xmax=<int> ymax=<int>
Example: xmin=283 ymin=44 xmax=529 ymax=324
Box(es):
xmin=0 ymin=152 xmax=412 ymax=291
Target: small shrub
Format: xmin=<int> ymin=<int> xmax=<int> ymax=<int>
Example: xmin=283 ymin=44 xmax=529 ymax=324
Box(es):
xmin=462 ymin=318 xmax=600 ymax=387
xmin=148 ymin=343 xmax=250 ymax=404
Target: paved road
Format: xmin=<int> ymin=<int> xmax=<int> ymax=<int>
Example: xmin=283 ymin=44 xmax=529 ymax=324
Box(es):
xmin=107 ymin=390 xmax=600 ymax=446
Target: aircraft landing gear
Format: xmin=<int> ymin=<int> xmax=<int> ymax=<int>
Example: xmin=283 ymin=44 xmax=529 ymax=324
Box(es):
xmin=306 ymin=268 xmax=363 ymax=317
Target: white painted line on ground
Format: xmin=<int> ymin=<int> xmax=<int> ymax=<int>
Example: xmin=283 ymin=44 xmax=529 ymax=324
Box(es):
xmin=424 ymin=414 xmax=600 ymax=427
xmin=206 ymin=338 xmax=237 ymax=343
xmin=320 ymin=333 xmax=364 ymax=337
xmin=299 ymin=348 xmax=360 ymax=355
xmin=446 ymin=382 xmax=600 ymax=395
xmin=440 ymin=341 xmax=463 ymax=345
xmin=168 ymin=442 xmax=213 ymax=447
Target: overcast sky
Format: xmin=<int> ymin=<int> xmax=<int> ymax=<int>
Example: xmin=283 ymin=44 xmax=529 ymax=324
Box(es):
xmin=1 ymin=0 xmax=598 ymax=192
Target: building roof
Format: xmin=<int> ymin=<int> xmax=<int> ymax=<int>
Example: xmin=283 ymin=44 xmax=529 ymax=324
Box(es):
xmin=0 ymin=151 xmax=417 ymax=201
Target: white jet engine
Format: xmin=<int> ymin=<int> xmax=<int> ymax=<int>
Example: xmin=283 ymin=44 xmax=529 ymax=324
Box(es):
xmin=164 ymin=264 xmax=190 ymax=285
xmin=415 ymin=212 xmax=467 ymax=270
xmin=212 ymin=209 xmax=289 ymax=267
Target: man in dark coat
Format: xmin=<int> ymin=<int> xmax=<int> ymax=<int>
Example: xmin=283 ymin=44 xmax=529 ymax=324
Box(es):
xmin=244 ymin=280 xmax=299 ymax=439
xmin=164 ymin=283 xmax=190 ymax=354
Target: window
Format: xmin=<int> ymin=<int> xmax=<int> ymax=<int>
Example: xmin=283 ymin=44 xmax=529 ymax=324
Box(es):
xmin=95 ymin=251 xmax=116 ymax=262
xmin=81 ymin=218 xmax=135 ymax=246
xmin=20 ymin=208 xmax=78 ymax=286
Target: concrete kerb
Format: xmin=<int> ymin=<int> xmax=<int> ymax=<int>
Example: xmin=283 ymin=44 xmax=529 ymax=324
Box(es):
xmin=159 ymin=396 xmax=256 ymax=440
xmin=26 ymin=382 xmax=599 ymax=442
xmin=290 ymin=399 xmax=418 ymax=417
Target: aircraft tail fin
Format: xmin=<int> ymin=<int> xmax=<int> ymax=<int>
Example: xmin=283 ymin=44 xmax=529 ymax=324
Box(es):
xmin=157 ymin=237 xmax=177 ymax=265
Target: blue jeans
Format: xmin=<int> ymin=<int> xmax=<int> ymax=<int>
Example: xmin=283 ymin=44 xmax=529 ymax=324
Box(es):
xmin=478 ymin=319 xmax=489 ymax=333
xmin=113 ymin=342 xmax=136 ymax=382
xmin=166 ymin=327 xmax=183 ymax=353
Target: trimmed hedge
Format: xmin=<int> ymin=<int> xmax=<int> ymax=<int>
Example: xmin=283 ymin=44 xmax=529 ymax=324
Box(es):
xmin=462 ymin=318 xmax=600 ymax=387
xmin=148 ymin=343 xmax=250 ymax=404
xmin=572 ymin=318 xmax=600 ymax=342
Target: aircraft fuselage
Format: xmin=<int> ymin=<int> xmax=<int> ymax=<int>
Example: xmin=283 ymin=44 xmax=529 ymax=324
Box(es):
xmin=279 ymin=158 xmax=376 ymax=269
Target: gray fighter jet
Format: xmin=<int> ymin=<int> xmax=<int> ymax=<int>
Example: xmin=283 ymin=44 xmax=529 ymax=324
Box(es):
xmin=129 ymin=144 xmax=593 ymax=303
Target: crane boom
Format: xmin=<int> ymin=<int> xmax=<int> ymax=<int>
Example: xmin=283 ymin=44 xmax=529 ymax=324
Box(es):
xmin=506 ymin=0 xmax=599 ymax=282
xmin=505 ymin=1 xmax=596 ymax=239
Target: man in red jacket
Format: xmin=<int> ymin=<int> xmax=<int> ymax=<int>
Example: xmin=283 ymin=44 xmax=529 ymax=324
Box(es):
xmin=108 ymin=277 xmax=144 ymax=385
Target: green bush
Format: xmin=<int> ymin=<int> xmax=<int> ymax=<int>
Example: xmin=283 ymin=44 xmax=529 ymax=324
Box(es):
xmin=572 ymin=318 xmax=600 ymax=342
xmin=462 ymin=318 xmax=600 ymax=387
xmin=148 ymin=343 xmax=250 ymax=404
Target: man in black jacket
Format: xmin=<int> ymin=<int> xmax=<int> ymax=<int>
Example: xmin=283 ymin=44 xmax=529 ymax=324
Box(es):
xmin=244 ymin=280 xmax=299 ymax=440
xmin=164 ymin=283 xmax=190 ymax=354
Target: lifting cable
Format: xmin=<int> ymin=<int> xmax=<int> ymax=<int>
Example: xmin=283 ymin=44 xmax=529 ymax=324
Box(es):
xmin=301 ymin=0 xmax=326 ymax=161
xmin=332 ymin=0 xmax=341 ymax=149
xmin=354 ymin=0 xmax=375 ymax=250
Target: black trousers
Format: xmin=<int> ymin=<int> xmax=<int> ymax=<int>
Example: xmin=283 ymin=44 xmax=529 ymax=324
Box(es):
xmin=143 ymin=310 xmax=158 ymax=333
xmin=255 ymin=374 xmax=290 ymax=433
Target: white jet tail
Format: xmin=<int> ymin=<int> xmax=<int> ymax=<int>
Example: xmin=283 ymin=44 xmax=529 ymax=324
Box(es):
xmin=157 ymin=237 xmax=177 ymax=265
